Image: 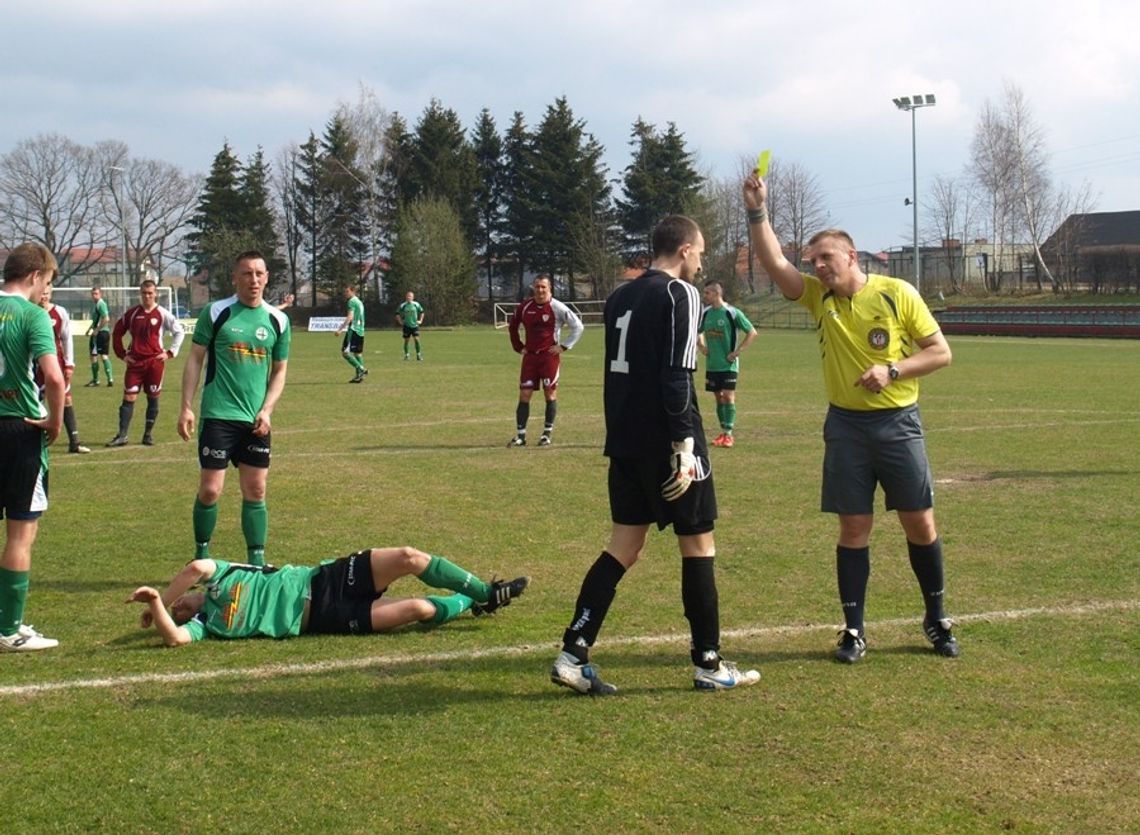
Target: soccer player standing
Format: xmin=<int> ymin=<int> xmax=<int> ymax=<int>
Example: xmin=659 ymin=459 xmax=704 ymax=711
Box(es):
xmin=337 ymin=285 xmax=368 ymax=383
xmin=550 ymin=216 xmax=760 ymax=694
xmin=38 ymin=282 xmax=90 ymax=453
xmin=698 ymin=279 xmax=758 ymax=448
xmin=395 ymin=291 xmax=424 ymax=361
xmin=107 ymin=279 xmax=185 ymax=446
xmin=0 ymin=243 xmax=65 ymax=652
xmin=85 ymin=285 xmax=113 ymax=387
xmin=506 ymin=274 xmax=583 ymax=447
xmin=743 ymin=173 xmax=959 ymax=663
xmin=178 ymin=251 xmax=290 ymax=567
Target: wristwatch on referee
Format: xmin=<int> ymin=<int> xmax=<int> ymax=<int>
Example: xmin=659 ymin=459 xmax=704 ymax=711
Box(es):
xmin=888 ymin=363 xmax=900 ymax=381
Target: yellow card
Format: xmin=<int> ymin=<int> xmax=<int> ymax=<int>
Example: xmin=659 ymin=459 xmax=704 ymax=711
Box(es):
xmin=756 ymin=150 xmax=771 ymax=178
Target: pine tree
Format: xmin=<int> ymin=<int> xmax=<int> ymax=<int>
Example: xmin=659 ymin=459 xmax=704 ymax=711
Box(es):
xmin=410 ymin=99 xmax=478 ymax=244
xmin=293 ymin=132 xmax=323 ymax=306
xmin=187 ymin=142 xmax=257 ymax=297
xmin=471 ymin=108 xmax=505 ymax=299
xmin=317 ymin=114 xmax=369 ymax=298
xmin=500 ymin=111 xmax=537 ymax=299
xmin=239 ymin=147 xmax=283 ymax=278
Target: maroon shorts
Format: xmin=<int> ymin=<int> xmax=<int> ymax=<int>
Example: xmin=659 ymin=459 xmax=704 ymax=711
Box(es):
xmin=519 ymin=351 xmax=560 ymax=391
xmin=123 ymin=358 xmax=166 ymax=396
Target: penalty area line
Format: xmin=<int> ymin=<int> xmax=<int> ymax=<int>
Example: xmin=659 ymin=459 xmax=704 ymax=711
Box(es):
xmin=2 ymin=598 xmax=1136 ymax=699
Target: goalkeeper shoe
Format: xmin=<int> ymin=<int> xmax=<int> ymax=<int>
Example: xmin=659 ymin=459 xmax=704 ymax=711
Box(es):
xmin=693 ymin=659 xmax=761 ymax=691
xmin=550 ymin=651 xmax=618 ymax=696
xmin=471 ymin=575 xmax=530 ymax=615
xmin=506 ymin=435 xmax=526 ymax=447
xmin=923 ymin=617 xmax=960 ymax=657
xmin=835 ymin=628 xmax=867 ymax=663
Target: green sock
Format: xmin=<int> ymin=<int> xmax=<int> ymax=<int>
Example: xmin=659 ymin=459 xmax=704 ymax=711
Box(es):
xmin=103 ymin=357 xmax=114 ymax=382
xmin=724 ymin=403 xmax=736 ymax=433
xmin=418 ymin=555 xmax=490 ymax=601
xmin=425 ymin=594 xmax=474 ymax=624
xmin=353 ymin=355 xmax=365 ymax=371
xmin=90 ymin=362 xmax=99 ymax=383
xmin=342 ymin=353 xmax=358 ymax=370
xmin=0 ymin=567 xmax=30 ymax=636
xmin=241 ymin=499 xmax=268 ymax=566
xmin=193 ymin=498 xmax=218 ymax=558
xmin=715 ymin=402 xmax=727 ymax=430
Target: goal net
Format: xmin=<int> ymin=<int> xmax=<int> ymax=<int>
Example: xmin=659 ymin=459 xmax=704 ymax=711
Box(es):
xmin=51 ymin=285 xmax=177 ymax=324
xmin=493 ymin=299 xmax=606 ymax=329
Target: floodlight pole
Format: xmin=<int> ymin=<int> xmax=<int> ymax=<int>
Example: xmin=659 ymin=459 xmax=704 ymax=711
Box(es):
xmin=893 ymin=94 xmax=936 ymax=295
xmin=108 ymin=165 xmax=128 ymax=286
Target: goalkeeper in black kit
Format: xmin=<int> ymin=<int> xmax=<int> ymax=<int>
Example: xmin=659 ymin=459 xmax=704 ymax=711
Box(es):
xmin=549 ymin=214 xmax=760 ymax=695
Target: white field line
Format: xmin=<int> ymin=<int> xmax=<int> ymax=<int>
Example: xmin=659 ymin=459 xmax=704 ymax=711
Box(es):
xmin=2 ymin=599 xmax=1135 ymax=699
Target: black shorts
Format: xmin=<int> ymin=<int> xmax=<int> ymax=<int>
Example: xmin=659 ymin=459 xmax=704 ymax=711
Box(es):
xmin=402 ymin=324 xmax=420 ymax=339
xmin=198 ymin=418 xmax=271 ymax=470
xmin=306 ymin=551 xmax=381 ymax=635
xmin=90 ymin=331 xmax=110 ymax=356
xmin=608 ymin=456 xmax=716 ymax=536
xmin=0 ymin=418 xmax=48 ymax=520
xmin=342 ymin=331 xmax=364 ymax=355
xmin=821 ymin=404 xmax=934 ymax=514
xmin=704 ymin=371 xmax=738 ymax=392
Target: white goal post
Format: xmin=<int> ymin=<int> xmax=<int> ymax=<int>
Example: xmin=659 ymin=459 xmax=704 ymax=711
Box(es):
xmin=493 ymin=299 xmax=606 ymax=329
xmin=51 ymin=285 xmax=178 ymax=324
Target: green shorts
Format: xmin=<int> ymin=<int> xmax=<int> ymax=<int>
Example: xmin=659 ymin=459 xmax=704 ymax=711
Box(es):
xmin=820 ymin=404 xmax=934 ymax=514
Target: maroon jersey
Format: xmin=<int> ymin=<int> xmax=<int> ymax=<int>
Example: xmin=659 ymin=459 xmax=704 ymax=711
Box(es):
xmin=47 ymin=304 xmax=74 ymax=371
xmin=508 ymin=298 xmax=584 ymax=354
xmin=112 ymin=304 xmax=185 ymax=364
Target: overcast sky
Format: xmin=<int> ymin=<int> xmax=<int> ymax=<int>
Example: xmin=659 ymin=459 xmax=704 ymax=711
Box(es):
xmin=5 ymin=0 xmax=1138 ymax=252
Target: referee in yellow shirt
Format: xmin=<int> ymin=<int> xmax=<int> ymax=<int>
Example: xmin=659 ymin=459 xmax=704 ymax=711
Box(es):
xmin=743 ymin=173 xmax=959 ymax=663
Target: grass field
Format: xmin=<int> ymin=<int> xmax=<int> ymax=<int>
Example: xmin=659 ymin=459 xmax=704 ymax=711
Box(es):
xmin=2 ymin=326 xmax=1137 ymax=833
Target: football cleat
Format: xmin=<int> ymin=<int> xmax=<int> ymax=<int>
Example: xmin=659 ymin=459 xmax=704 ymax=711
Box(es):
xmin=835 ymin=628 xmax=867 ymax=663
xmin=69 ymin=445 xmax=91 ymax=454
xmin=693 ymin=659 xmax=761 ymax=691
xmin=106 ymin=434 xmax=128 ymax=447
xmin=923 ymin=617 xmax=960 ymax=658
xmin=721 ymin=434 xmax=735 ymax=448
xmin=83 ymin=380 xmax=99 ymax=387
xmin=550 ymin=651 xmax=618 ymax=696
xmin=471 ymin=575 xmax=530 ymax=616
xmin=537 ymin=434 xmax=552 ymax=446
xmin=141 ymin=433 xmax=154 ymax=446
xmin=0 ymin=623 xmax=59 ymax=652
xmin=506 ymin=436 xmax=526 ymax=447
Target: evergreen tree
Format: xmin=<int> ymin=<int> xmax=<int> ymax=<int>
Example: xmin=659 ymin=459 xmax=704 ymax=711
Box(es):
xmin=471 ymin=108 xmax=505 ymax=298
xmin=529 ymin=96 xmax=611 ymax=300
xmin=617 ymin=119 xmax=703 ymax=260
xmin=293 ymin=132 xmax=323 ymax=306
xmin=500 ymin=111 xmax=537 ymax=299
xmin=317 ymin=114 xmax=369 ymax=298
xmin=187 ymin=142 xmax=258 ymax=297
xmin=239 ymin=147 xmax=284 ymax=279
xmin=410 ymin=99 xmax=478 ymax=244
xmin=376 ymin=112 xmax=415 ymax=286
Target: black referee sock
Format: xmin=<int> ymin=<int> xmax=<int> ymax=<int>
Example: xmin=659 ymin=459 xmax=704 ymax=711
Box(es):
xmin=837 ymin=545 xmax=870 ymax=632
xmin=682 ymin=557 xmax=720 ymax=669
xmin=561 ymin=551 xmax=626 ymax=662
xmin=907 ymin=538 xmax=947 ymax=622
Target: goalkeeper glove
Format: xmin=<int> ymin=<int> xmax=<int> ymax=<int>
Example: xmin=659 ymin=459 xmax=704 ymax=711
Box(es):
xmin=661 ymin=437 xmax=697 ymax=502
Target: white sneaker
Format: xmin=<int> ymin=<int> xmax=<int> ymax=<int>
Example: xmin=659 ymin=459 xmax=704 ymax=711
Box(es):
xmin=550 ymin=651 xmax=618 ymax=695
xmin=0 ymin=623 xmax=59 ymax=652
xmin=693 ymin=659 xmax=760 ymax=691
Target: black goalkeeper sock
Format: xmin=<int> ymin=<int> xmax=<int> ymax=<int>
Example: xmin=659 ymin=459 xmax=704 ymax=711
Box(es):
xmin=682 ymin=557 xmax=721 ymax=668
xmin=561 ymin=551 xmax=626 ymax=662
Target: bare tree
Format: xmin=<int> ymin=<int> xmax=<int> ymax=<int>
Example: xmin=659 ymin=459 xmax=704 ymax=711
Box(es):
xmin=117 ymin=158 xmax=201 ymax=283
xmin=696 ymin=171 xmax=749 ymax=292
xmin=0 ymin=133 xmax=113 ymax=286
xmin=924 ymin=174 xmax=974 ymax=293
xmin=767 ymin=158 xmax=828 ymax=268
xmin=969 ymin=100 xmax=1016 ymax=291
xmin=274 ymin=144 xmax=305 ymax=299
xmin=570 ymin=204 xmax=623 ymax=300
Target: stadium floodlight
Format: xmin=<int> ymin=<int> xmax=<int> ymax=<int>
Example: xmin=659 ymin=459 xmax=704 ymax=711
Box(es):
xmin=893 ymin=93 xmax=937 ymax=294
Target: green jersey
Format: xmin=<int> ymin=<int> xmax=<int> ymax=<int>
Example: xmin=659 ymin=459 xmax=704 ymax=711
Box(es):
xmin=0 ymin=290 xmax=55 ymax=420
xmin=396 ymin=300 xmax=423 ymax=327
xmin=192 ymin=296 xmax=291 ymax=423
xmin=92 ymin=298 xmax=111 ymax=332
xmin=700 ymin=303 xmax=755 ymax=373
xmin=184 ymin=559 xmax=317 ymax=641
xmin=346 ymin=295 xmax=365 ymax=336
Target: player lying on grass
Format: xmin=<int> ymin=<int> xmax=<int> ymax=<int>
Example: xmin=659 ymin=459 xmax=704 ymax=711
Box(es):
xmin=127 ymin=547 xmax=529 ymax=646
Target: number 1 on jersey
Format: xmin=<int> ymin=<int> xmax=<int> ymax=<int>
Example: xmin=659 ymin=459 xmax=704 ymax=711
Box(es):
xmin=609 ymin=309 xmax=632 ymax=374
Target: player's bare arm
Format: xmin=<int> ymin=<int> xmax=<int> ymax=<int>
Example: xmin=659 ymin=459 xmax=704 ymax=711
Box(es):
xmin=252 ymin=359 xmax=288 ymax=437
xmin=178 ymin=342 xmax=207 ymax=441
xmin=126 ymin=586 xmax=193 ymax=647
